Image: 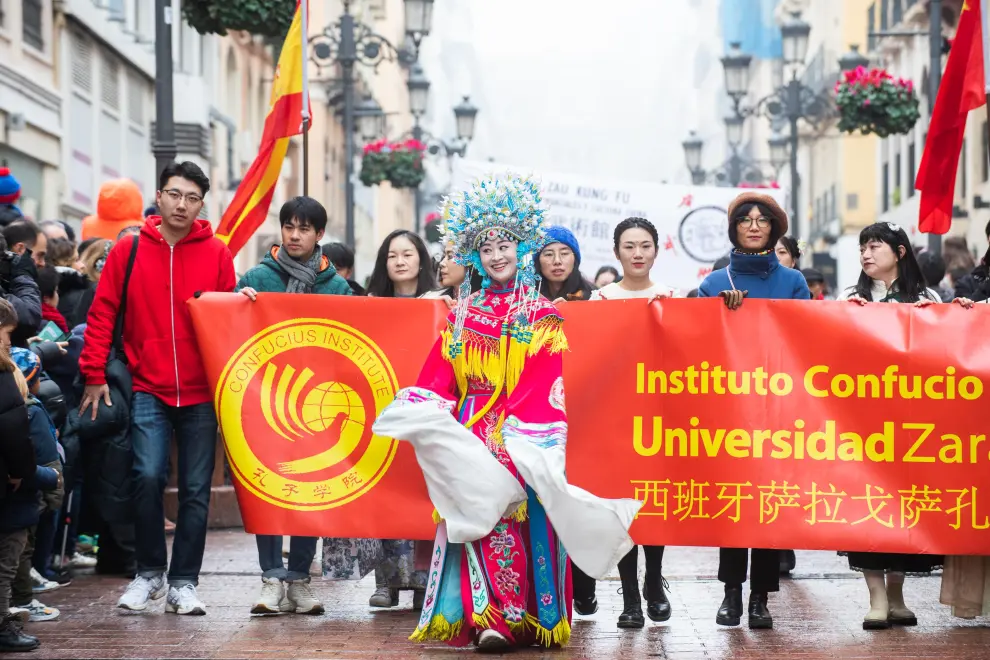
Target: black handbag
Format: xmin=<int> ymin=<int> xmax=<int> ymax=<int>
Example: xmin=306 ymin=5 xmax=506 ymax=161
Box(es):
xmin=77 ymin=236 xmax=139 ymax=438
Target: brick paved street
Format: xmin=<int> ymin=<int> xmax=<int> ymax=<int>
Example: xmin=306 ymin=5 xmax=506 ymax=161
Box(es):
xmin=21 ymin=531 xmax=990 ymax=659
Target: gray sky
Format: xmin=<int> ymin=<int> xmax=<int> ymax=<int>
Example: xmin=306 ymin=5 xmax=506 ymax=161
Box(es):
xmin=417 ymin=0 xmax=728 ymax=185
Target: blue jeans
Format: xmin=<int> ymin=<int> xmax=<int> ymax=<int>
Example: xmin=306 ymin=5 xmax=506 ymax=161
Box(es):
xmin=131 ymin=392 xmax=217 ymax=587
xmin=256 ymin=535 xmax=317 ymax=581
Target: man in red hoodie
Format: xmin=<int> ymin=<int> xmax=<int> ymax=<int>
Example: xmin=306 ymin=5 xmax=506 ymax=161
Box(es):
xmin=79 ymin=162 xmax=235 ymax=616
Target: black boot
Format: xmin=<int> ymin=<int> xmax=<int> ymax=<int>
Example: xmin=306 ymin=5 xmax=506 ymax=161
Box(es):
xmin=573 ymin=593 xmax=598 ymax=616
xmin=715 ymin=584 xmax=743 ymax=626
xmin=572 ymin=568 xmax=599 ymax=616
xmin=643 ymin=574 xmax=672 ymax=622
xmin=0 ymin=614 xmax=40 ymax=652
xmin=616 ymin=577 xmax=644 ymax=629
xmin=748 ymin=591 xmax=773 ymax=629
xmin=779 ymin=550 xmax=796 ymax=575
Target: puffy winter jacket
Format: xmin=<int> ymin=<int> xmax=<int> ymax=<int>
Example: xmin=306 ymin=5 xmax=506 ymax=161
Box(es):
xmin=953 ymin=262 xmax=990 ymax=302
xmin=236 ymin=246 xmax=353 ymax=296
xmin=56 ymin=266 xmax=96 ymax=330
xmin=0 ymin=402 xmax=61 ymax=532
xmin=79 ymin=217 xmax=236 ymax=407
xmin=0 ymin=368 xmax=34 ymax=502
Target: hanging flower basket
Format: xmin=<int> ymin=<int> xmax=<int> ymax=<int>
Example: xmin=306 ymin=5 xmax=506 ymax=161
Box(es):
xmin=360 ymin=140 xmax=391 ymax=187
xmin=181 ymin=0 xmax=296 ymax=37
xmin=387 ymin=139 xmax=427 ymax=189
xmin=834 ymin=66 xmax=920 ymax=138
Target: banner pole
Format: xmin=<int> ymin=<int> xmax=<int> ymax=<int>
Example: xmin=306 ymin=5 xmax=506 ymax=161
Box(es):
xmin=301 ymin=0 xmax=311 ymax=198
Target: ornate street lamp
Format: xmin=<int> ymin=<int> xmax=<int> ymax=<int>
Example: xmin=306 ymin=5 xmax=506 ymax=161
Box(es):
xmin=355 ymin=96 xmax=385 ymax=143
xmin=838 ymin=44 xmax=870 ymax=72
xmin=406 ymin=63 xmax=430 ymax=117
xmin=724 ymin=114 xmax=745 ymax=147
xmin=682 ymin=131 xmax=704 ymax=177
xmin=721 ymin=42 xmax=753 ymax=101
xmin=781 ymin=11 xmax=811 ymax=65
xmin=453 ymin=96 xmax=478 ymax=142
xmin=768 ymin=132 xmax=789 ymax=172
xmin=404 ymin=0 xmax=434 ymax=49
xmin=308 ymin=0 xmax=436 ymax=248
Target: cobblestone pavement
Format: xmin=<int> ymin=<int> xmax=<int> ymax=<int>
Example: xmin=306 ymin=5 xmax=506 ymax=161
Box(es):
xmin=23 ymin=531 xmax=990 ymax=659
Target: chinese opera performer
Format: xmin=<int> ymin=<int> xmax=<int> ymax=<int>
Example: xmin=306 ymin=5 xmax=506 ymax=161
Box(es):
xmin=373 ymin=173 xmax=641 ymax=652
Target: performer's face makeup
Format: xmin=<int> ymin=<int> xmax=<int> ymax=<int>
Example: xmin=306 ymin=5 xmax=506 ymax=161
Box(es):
xmin=479 ymin=239 xmax=518 ymax=285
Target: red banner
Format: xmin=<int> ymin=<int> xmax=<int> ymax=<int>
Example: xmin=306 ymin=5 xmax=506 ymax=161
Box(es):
xmin=189 ymin=295 xmax=990 ymax=554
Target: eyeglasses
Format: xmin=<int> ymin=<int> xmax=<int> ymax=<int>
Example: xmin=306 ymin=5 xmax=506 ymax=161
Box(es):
xmin=736 ymin=216 xmax=771 ymax=229
xmin=161 ymin=189 xmax=204 ymax=205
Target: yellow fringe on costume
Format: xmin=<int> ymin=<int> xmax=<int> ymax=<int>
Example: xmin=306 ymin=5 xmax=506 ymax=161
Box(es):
xmin=505 ymin=318 xmax=568 ymax=395
xmin=472 ymin=603 xmax=499 ymax=630
xmin=432 ymin=508 xmax=443 ymax=524
xmin=509 ymin=500 xmax=528 ymax=522
xmin=409 ymin=614 xmax=463 ymax=642
xmin=442 ymin=317 xmax=568 ymax=399
xmin=531 ymin=613 xmax=572 ymax=648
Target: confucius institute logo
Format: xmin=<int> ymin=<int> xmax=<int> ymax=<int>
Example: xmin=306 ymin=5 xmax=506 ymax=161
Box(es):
xmin=216 ymin=319 xmax=399 ymax=511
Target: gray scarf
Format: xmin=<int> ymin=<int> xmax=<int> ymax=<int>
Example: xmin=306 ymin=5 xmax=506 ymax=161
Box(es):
xmin=276 ymin=247 xmax=322 ymax=294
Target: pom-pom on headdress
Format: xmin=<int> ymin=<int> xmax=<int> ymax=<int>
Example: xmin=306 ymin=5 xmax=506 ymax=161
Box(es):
xmin=440 ymin=173 xmax=548 ymax=286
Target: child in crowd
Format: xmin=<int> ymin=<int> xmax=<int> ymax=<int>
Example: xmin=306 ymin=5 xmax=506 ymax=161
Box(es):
xmin=0 ymin=299 xmax=59 ymax=652
xmin=7 ymin=348 xmax=64 ymax=625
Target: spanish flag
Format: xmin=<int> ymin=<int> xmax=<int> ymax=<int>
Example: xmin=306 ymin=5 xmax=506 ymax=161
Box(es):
xmin=216 ymin=1 xmax=310 ymax=256
xmin=915 ymin=0 xmax=986 ymax=235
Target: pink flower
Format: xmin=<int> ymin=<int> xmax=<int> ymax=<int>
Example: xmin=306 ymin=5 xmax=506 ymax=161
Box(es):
xmin=541 ymin=593 xmax=554 ymax=606
xmin=863 ymin=98 xmax=871 ymax=106
xmin=489 ymin=532 xmax=516 ymax=556
xmin=494 ymin=567 xmax=520 ymax=595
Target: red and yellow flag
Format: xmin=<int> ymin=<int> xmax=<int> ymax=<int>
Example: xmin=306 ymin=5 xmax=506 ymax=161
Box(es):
xmin=915 ymin=0 xmax=986 ymax=235
xmin=216 ymin=1 xmax=310 ymax=256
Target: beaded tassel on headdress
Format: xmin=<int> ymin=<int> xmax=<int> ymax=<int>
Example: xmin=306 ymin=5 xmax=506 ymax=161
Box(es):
xmin=447 ymin=268 xmax=474 ymax=360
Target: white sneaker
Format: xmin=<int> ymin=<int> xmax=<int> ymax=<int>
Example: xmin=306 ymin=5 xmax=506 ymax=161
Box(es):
xmin=18 ymin=600 xmax=60 ymax=622
xmin=286 ymin=580 xmax=324 ymax=615
xmin=29 ymin=568 xmax=61 ymax=593
xmin=117 ymin=575 xmax=167 ymax=611
xmin=68 ymin=552 xmax=98 ymax=568
xmin=165 ymin=584 xmax=206 ymax=615
xmin=477 ymin=629 xmax=510 ymax=651
xmin=250 ymin=577 xmax=290 ymax=615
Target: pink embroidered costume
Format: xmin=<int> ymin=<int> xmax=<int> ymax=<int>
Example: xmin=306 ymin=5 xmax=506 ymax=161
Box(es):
xmin=373 ymin=174 xmax=639 ymax=650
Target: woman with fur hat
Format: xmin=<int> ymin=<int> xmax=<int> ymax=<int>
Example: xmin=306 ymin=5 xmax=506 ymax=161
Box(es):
xmin=698 ymin=193 xmax=810 ymax=631
xmin=698 ymin=193 xmax=811 ymax=309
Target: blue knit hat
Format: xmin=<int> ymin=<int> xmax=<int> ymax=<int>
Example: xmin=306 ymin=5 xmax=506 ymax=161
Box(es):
xmin=541 ymin=225 xmax=582 ymax=265
xmin=0 ymin=168 xmax=21 ymax=205
xmin=10 ymin=347 xmax=40 ymax=388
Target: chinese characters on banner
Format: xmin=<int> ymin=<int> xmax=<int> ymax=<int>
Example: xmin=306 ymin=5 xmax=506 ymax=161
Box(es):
xmin=189 ymin=294 xmax=990 ymax=555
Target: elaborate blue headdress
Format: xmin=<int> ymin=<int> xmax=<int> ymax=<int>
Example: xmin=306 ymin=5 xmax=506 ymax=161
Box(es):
xmin=440 ymin=173 xmax=548 ymax=287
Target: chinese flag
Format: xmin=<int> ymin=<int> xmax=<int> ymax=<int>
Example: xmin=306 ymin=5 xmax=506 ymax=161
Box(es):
xmin=915 ymin=0 xmax=986 ymax=235
xmin=216 ymin=1 xmax=310 ymax=256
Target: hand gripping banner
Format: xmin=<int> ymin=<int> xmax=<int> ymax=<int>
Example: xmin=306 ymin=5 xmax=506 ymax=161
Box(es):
xmin=189 ymin=294 xmax=990 ymax=555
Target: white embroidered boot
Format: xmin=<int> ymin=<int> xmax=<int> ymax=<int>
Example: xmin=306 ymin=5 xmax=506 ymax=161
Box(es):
xmin=886 ymin=572 xmax=917 ymax=626
xmin=862 ymin=570 xmax=891 ymax=630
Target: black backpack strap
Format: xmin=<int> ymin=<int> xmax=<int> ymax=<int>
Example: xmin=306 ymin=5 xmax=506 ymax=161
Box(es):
xmin=110 ymin=236 xmax=140 ymax=363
